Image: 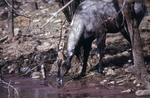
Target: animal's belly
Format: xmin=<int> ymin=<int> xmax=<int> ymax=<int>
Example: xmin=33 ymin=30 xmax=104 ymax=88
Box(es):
xmin=105 ymin=17 xmax=124 ymax=33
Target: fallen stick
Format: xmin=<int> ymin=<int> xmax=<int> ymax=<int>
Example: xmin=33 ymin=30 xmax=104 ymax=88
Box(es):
xmin=40 ymin=0 xmax=74 ymax=28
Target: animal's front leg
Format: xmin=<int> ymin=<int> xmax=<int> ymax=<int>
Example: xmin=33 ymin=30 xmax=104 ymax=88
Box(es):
xmin=97 ymin=34 xmax=106 ymax=73
xmin=81 ymin=40 xmax=92 ymax=77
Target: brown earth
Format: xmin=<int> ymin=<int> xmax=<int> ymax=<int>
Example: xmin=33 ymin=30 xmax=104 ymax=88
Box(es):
xmin=0 ymin=0 xmax=150 ymax=98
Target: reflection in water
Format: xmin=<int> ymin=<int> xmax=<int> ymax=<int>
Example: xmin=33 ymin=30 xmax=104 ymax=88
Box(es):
xmin=0 ymin=84 xmax=135 ymax=98
xmin=0 ymin=84 xmax=149 ymax=98
xmin=0 ymin=75 xmax=149 ymax=98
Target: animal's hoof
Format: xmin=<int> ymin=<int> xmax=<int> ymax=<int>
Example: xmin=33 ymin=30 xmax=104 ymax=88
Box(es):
xmin=56 ymin=78 xmax=63 ymax=86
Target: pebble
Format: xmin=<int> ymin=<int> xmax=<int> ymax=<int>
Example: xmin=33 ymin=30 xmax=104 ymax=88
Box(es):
xmin=31 ymin=72 xmax=42 ymax=79
xmin=106 ymin=69 xmax=116 ymax=76
xmin=109 ymin=81 xmax=115 ymax=85
xmin=100 ymin=80 xmax=107 ymax=85
xmin=121 ymin=89 xmax=132 ymax=93
xmin=136 ymin=89 xmax=150 ymax=96
xmin=136 ymin=83 xmax=141 ymax=87
xmin=133 ymin=80 xmax=137 ymax=84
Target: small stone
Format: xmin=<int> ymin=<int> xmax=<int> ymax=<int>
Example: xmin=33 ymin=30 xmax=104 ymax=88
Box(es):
xmin=136 ymin=89 xmax=150 ymax=96
xmin=109 ymin=81 xmax=115 ymax=85
xmin=106 ymin=69 xmax=116 ymax=76
xmin=20 ymin=66 xmax=30 ymax=73
xmin=124 ymin=66 xmax=134 ymax=73
xmin=103 ymin=67 xmax=108 ymax=73
xmin=136 ymin=83 xmax=141 ymax=87
xmin=133 ymin=80 xmax=137 ymax=84
xmin=121 ymin=89 xmax=132 ymax=93
xmin=14 ymin=28 xmax=21 ymax=36
xmin=122 ymin=51 xmax=130 ymax=56
xmin=36 ymin=42 xmax=51 ymax=52
xmin=100 ymin=80 xmax=107 ymax=85
xmin=31 ymin=72 xmax=42 ymax=79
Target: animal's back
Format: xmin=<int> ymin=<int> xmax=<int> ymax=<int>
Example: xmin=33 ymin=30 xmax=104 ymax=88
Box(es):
xmin=73 ymin=0 xmax=123 ymax=34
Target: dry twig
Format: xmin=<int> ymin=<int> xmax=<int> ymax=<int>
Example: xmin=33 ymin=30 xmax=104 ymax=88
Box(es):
xmin=18 ymin=64 xmax=42 ymax=77
xmin=40 ymin=0 xmax=74 ymax=28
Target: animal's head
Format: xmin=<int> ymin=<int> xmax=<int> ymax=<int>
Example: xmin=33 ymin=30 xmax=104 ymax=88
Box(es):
xmin=57 ymin=42 xmax=71 ymax=79
xmin=56 ymin=50 xmax=71 ymax=87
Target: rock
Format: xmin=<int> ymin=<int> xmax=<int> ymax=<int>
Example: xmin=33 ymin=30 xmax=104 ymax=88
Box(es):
xmin=121 ymin=89 xmax=132 ymax=93
xmin=100 ymin=80 xmax=107 ymax=85
xmin=136 ymin=83 xmax=141 ymax=87
xmin=103 ymin=67 xmax=108 ymax=73
xmin=109 ymin=81 xmax=115 ymax=85
xmin=31 ymin=72 xmax=42 ymax=79
xmin=92 ymin=43 xmax=97 ymax=49
xmin=122 ymin=51 xmax=130 ymax=56
xmin=7 ymin=64 xmax=17 ymax=73
xmin=106 ymin=68 xmax=116 ymax=76
xmin=14 ymin=28 xmax=21 ymax=36
xmin=133 ymin=80 xmax=137 ymax=84
xmin=136 ymin=89 xmax=150 ymax=96
xmin=20 ymin=66 xmax=30 ymax=73
xmin=124 ymin=66 xmax=134 ymax=73
xmin=36 ymin=42 xmax=51 ymax=52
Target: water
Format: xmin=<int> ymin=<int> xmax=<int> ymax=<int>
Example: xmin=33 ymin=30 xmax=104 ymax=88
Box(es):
xmin=0 ymin=74 xmax=149 ymax=98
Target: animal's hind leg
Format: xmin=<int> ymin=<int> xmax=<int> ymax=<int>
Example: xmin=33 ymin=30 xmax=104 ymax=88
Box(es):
xmin=120 ymin=29 xmax=131 ymax=43
xmin=120 ymin=29 xmax=133 ymax=65
xmin=80 ymin=40 xmax=93 ymax=77
xmin=97 ymin=34 xmax=106 ymax=73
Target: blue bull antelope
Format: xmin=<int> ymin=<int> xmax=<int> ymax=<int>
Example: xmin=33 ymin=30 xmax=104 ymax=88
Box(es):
xmin=57 ymin=0 xmax=147 ymax=79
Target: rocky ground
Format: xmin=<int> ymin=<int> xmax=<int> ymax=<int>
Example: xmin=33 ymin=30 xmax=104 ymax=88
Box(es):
xmin=0 ymin=0 xmax=150 ymax=97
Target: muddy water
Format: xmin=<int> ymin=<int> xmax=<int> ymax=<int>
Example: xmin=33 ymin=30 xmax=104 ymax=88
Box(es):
xmin=0 ymin=74 xmax=149 ymax=98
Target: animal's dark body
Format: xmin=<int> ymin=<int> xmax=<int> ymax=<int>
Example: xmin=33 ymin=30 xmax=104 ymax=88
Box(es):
xmin=58 ymin=0 xmax=147 ymax=78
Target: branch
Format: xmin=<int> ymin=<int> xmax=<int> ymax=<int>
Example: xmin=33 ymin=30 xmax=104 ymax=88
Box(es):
xmin=18 ymin=64 xmax=42 ymax=77
xmin=4 ymin=0 xmax=17 ymax=14
xmin=57 ymin=20 xmax=66 ymax=51
xmin=40 ymin=0 xmax=74 ymax=28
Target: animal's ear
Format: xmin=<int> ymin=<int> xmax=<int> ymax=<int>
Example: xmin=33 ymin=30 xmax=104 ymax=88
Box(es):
xmin=57 ymin=51 xmax=65 ymax=60
xmin=57 ymin=50 xmax=67 ymax=61
xmin=62 ymin=52 xmax=67 ymax=60
xmin=58 ymin=41 xmax=68 ymax=60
